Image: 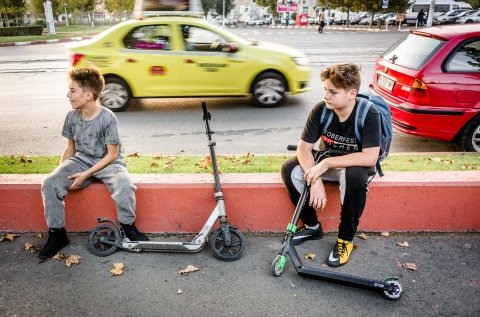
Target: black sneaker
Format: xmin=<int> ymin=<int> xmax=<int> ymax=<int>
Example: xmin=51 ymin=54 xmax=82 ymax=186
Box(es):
xmin=37 ymin=228 xmax=70 ymax=261
xmin=292 ymin=223 xmax=323 ymax=245
xmin=120 ymin=223 xmax=149 ymax=241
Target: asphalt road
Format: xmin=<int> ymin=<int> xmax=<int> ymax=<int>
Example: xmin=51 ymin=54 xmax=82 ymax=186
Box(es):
xmin=0 ymin=233 xmax=478 ymax=316
xmin=0 ymin=28 xmax=458 ymax=156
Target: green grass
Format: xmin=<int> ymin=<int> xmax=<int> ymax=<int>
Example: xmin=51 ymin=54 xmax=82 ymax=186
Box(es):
xmin=0 ymin=25 xmax=109 ymax=43
xmin=1 ymin=153 xmax=478 ymax=174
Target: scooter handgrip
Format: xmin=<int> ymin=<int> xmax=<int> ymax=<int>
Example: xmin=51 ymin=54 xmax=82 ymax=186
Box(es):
xmin=287 ymin=145 xmax=297 ymax=151
xmin=201 ymin=102 xmax=210 ymax=120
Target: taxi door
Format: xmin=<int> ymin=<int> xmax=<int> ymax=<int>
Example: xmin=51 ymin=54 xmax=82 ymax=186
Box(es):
xmin=178 ymin=24 xmax=247 ymax=95
xmin=119 ymin=24 xmax=181 ymax=96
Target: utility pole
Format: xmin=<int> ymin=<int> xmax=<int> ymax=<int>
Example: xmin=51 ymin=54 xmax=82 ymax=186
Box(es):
xmin=64 ymin=3 xmax=68 ymax=27
xmin=222 ymin=0 xmax=225 ymax=26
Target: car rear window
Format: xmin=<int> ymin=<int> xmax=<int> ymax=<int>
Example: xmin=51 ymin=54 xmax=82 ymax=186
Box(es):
xmin=382 ymin=33 xmax=446 ymax=70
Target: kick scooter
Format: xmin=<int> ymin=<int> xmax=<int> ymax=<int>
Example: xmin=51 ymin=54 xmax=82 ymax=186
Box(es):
xmin=271 ymin=146 xmax=403 ymax=300
xmin=86 ymin=102 xmax=246 ymax=261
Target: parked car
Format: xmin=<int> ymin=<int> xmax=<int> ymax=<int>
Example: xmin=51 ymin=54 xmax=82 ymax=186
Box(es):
xmin=246 ymin=18 xmax=264 ymax=26
xmin=370 ymin=25 xmax=480 ymax=152
xmin=455 ymin=10 xmax=480 ymax=23
xmin=359 ymin=13 xmax=381 ymax=25
xmin=69 ymin=15 xmax=310 ymax=111
xmin=383 ymin=13 xmax=398 ymax=25
xmin=433 ymin=9 xmax=470 ymax=25
xmin=350 ymin=12 xmax=369 ymax=24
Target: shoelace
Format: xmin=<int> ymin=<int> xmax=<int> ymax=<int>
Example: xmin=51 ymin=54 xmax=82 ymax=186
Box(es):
xmin=337 ymin=240 xmax=348 ymax=257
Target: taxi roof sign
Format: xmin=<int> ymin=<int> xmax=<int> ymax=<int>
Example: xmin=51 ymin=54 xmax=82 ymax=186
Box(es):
xmin=134 ymin=0 xmax=203 ymax=19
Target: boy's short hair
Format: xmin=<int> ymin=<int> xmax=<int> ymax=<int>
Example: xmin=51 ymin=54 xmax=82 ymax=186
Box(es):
xmin=68 ymin=66 xmax=105 ymax=101
xmin=320 ymin=63 xmax=361 ymax=92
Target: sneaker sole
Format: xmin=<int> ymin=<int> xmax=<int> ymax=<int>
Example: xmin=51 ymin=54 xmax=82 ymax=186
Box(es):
xmin=292 ymin=234 xmax=323 ymax=246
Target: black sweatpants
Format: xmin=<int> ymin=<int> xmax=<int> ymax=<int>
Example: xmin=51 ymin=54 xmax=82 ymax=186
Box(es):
xmin=281 ymin=156 xmax=376 ymax=241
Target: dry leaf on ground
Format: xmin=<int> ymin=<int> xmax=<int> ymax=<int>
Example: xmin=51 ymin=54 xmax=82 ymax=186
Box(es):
xmin=380 ymin=232 xmax=390 ymax=237
xmin=150 ymin=162 xmax=159 ymax=168
xmin=24 ymin=243 xmax=38 ymax=251
xmin=37 ymin=233 xmax=43 ymax=238
xmin=356 ymin=233 xmax=369 ymax=240
xmin=0 ymin=233 xmax=19 ymax=242
xmin=110 ymin=263 xmax=125 ymax=276
xmin=65 ymin=255 xmax=82 ymax=267
xmin=179 ymin=265 xmax=199 ymax=275
xmin=177 ymin=289 xmax=183 ymax=294
xmin=127 ymin=152 xmax=140 ymax=157
xmin=402 ymin=263 xmax=417 ymax=271
xmin=53 ymin=253 xmax=65 ymax=260
xmin=304 ymin=253 xmax=316 ymax=261
xmin=396 ymin=242 xmax=410 ymax=248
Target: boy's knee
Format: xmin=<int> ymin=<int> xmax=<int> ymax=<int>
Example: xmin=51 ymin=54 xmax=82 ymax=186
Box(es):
xmin=345 ymin=167 xmax=369 ymax=187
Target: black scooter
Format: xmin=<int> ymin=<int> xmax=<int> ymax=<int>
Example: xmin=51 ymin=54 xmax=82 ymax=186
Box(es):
xmin=86 ymin=102 xmax=246 ymax=261
xmin=271 ymin=146 xmax=403 ymax=300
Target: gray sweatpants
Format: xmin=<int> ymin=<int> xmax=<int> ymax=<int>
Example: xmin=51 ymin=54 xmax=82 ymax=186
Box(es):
xmin=41 ymin=158 xmax=137 ymax=228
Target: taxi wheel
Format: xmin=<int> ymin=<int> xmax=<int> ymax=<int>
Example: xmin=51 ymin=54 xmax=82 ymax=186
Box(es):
xmin=100 ymin=77 xmax=131 ymax=112
xmin=252 ymin=72 xmax=287 ymax=108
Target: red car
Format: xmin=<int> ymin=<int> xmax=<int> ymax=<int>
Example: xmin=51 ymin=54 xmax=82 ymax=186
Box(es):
xmin=370 ymin=24 xmax=480 ymax=152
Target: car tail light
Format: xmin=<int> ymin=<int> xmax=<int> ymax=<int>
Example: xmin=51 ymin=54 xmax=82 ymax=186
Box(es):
xmin=71 ymin=53 xmax=84 ymax=66
xmin=407 ymin=78 xmax=430 ymax=104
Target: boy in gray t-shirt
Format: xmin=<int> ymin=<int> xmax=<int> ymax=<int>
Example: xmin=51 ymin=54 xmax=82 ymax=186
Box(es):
xmin=38 ymin=66 xmax=149 ymax=261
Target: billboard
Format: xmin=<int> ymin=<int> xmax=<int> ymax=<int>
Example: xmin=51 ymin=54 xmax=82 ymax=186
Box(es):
xmin=134 ymin=0 xmax=203 ymax=17
xmin=277 ymin=0 xmax=299 ymax=13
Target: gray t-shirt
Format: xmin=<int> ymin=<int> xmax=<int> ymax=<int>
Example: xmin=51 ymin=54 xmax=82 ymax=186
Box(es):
xmin=62 ymin=107 xmax=126 ymax=166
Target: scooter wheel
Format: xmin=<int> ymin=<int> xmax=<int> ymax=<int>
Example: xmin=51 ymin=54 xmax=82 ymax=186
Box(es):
xmin=382 ymin=278 xmax=403 ymax=300
xmin=210 ymin=227 xmax=246 ymax=261
xmin=271 ymin=255 xmax=286 ymax=277
xmin=87 ymin=224 xmax=119 ymax=257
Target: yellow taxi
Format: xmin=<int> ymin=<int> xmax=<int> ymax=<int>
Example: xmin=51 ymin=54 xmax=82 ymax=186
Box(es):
xmin=69 ymin=16 xmax=311 ymax=111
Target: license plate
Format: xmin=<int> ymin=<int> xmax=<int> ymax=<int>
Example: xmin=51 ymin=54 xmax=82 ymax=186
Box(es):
xmin=378 ymin=74 xmax=395 ymax=92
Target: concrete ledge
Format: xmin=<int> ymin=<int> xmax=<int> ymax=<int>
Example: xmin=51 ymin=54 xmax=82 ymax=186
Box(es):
xmin=1 ymin=172 xmax=479 ymax=233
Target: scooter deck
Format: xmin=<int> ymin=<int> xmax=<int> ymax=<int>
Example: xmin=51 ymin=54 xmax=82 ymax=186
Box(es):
xmin=122 ymin=240 xmax=205 ymax=252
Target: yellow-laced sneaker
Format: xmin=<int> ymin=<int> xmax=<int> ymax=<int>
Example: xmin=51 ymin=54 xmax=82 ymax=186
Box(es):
xmin=326 ymin=238 xmax=353 ymax=267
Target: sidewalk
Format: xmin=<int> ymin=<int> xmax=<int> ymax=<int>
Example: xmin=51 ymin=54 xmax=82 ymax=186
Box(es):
xmin=0 ymin=233 xmax=478 ymax=316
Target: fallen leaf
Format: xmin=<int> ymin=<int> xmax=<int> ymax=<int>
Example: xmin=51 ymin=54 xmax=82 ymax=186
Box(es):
xmin=429 ymin=157 xmax=442 ymax=162
xmin=396 ymin=241 xmax=410 ymax=248
xmin=304 ymin=253 xmax=316 ymax=261
xmin=53 ymin=253 xmax=65 ymax=260
xmin=37 ymin=233 xmax=43 ymax=238
xmin=356 ymin=233 xmax=369 ymax=240
xmin=24 ymin=243 xmax=38 ymax=251
xmin=150 ymin=162 xmax=159 ymax=168
xmin=352 ymin=243 xmax=358 ymax=249
xmin=179 ymin=265 xmax=199 ymax=275
xmin=110 ymin=262 xmax=124 ymax=276
xmin=65 ymin=255 xmax=82 ymax=267
xmin=380 ymin=232 xmax=390 ymax=237
xmin=0 ymin=233 xmax=19 ymax=242
xmin=407 ymin=159 xmax=414 ymax=164
xmin=127 ymin=152 xmax=140 ymax=157
xmin=177 ymin=289 xmax=183 ymax=294
xmin=402 ymin=262 xmax=417 ymax=271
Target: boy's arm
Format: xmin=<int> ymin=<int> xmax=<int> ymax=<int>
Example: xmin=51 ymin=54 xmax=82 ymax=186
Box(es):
xmin=60 ymin=139 xmax=76 ymax=163
xmin=304 ymin=147 xmax=380 ymax=186
xmin=67 ymin=144 xmax=120 ymax=190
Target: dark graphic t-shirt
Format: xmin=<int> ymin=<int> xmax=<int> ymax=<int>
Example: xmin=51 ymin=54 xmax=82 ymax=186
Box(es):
xmin=301 ymin=100 xmax=381 ymax=153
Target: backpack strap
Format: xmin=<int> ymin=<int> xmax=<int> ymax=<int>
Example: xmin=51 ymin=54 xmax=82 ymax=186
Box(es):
xmin=320 ymin=104 xmax=333 ymax=136
xmin=354 ymin=97 xmax=372 ymax=143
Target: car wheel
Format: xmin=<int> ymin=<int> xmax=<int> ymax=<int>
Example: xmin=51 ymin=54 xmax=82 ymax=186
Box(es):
xmin=251 ymin=72 xmax=287 ymax=108
xmin=458 ymin=116 xmax=480 ymax=152
xmin=100 ymin=77 xmax=131 ymax=112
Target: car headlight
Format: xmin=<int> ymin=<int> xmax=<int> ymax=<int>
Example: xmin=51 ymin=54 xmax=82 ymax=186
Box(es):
xmin=293 ymin=57 xmax=309 ymax=66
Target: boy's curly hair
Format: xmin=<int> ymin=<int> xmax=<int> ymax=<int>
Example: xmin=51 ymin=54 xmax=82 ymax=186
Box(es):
xmin=68 ymin=66 xmax=105 ymax=101
xmin=320 ymin=63 xmax=361 ymax=92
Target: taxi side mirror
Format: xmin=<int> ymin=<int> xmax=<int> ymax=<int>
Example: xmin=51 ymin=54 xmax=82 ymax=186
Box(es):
xmin=225 ymin=43 xmax=238 ymax=53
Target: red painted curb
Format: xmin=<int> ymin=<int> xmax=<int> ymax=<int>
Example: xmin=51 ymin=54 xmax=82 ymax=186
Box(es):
xmin=1 ymin=172 xmax=479 ymax=233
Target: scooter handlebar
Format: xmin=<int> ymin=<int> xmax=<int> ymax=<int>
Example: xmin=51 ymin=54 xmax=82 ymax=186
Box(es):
xmin=201 ymin=102 xmax=211 ymax=121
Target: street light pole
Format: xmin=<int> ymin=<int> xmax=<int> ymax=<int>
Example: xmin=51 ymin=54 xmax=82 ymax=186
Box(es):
xmin=222 ymin=0 xmax=225 ymax=26
xmin=64 ymin=3 xmax=68 ymax=26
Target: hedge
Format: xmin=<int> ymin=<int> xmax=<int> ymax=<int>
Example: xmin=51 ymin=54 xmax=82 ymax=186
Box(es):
xmin=0 ymin=26 xmax=43 ymax=37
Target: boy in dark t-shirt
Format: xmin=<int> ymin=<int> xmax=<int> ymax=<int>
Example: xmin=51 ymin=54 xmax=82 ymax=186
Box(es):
xmin=281 ymin=63 xmax=381 ymax=267
xmin=38 ymin=66 xmax=149 ymax=261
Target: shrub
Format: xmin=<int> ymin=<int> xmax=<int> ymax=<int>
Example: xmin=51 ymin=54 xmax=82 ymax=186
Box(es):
xmin=0 ymin=26 xmax=43 ymax=37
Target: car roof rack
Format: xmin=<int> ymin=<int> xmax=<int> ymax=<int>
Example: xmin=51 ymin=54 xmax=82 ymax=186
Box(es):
xmin=133 ymin=0 xmax=203 ymax=19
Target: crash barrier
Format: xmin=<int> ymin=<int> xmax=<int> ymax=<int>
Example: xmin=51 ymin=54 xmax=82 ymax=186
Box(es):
xmin=1 ymin=172 xmax=479 ymax=232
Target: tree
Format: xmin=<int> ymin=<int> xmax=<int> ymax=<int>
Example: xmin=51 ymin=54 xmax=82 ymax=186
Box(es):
xmin=212 ymin=0 xmax=234 ymax=17
xmin=105 ymin=0 xmax=134 ymax=23
xmin=0 ymin=0 xmax=27 ymax=27
xmin=31 ymin=0 xmax=62 ymax=18
xmin=200 ymin=0 xmax=213 ymax=17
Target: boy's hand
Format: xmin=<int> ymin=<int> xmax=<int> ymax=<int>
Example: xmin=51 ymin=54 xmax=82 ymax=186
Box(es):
xmin=304 ymin=161 xmax=328 ymax=186
xmin=309 ymin=181 xmax=327 ymax=210
xmin=68 ymin=172 xmax=89 ymax=190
